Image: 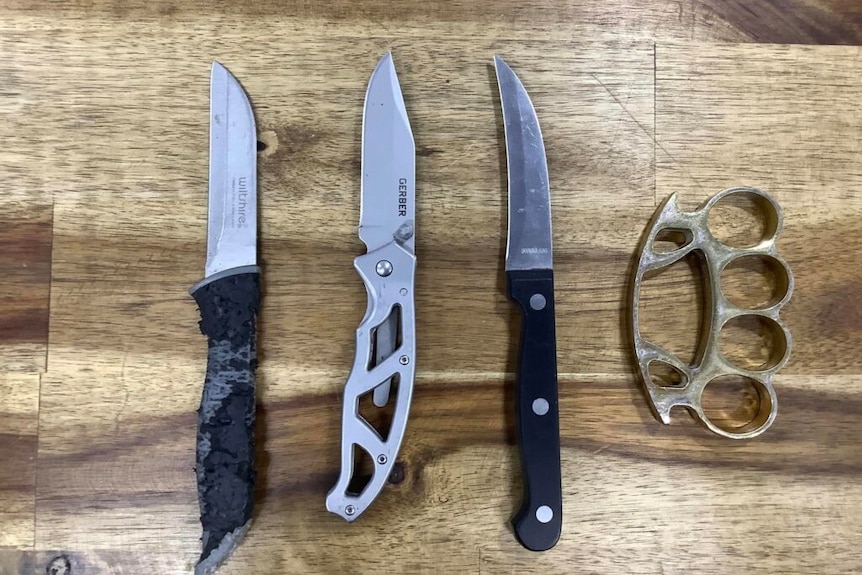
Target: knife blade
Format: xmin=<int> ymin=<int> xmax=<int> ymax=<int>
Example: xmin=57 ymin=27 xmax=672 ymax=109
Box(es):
xmin=326 ymin=52 xmax=417 ymax=521
xmin=494 ymin=54 xmax=562 ymax=552
xmin=189 ymin=61 xmax=261 ymax=575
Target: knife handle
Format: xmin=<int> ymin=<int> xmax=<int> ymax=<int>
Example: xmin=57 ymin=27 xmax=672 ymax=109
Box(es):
xmin=326 ymin=240 xmax=417 ymax=521
xmin=190 ymin=266 xmax=261 ymax=567
xmin=507 ymin=268 xmax=562 ymax=552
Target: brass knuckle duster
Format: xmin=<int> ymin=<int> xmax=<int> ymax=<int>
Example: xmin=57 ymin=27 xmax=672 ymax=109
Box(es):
xmin=631 ymin=187 xmax=794 ymax=439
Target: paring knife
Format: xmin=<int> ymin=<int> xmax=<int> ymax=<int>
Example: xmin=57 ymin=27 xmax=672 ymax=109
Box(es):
xmin=190 ymin=61 xmax=260 ymax=575
xmin=494 ymin=55 xmax=563 ymax=552
xmin=326 ymin=52 xmax=416 ymax=521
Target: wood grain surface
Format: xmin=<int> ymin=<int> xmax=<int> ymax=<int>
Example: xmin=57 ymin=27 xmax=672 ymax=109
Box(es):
xmin=1 ymin=1 xmax=861 ymax=574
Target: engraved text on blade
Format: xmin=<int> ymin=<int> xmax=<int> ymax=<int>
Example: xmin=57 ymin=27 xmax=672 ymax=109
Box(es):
xmin=232 ymin=176 xmax=250 ymax=229
xmin=398 ymin=178 xmax=408 ymax=217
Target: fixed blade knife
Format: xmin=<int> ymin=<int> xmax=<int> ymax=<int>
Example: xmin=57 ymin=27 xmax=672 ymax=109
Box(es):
xmin=190 ymin=61 xmax=260 ymax=575
xmin=326 ymin=52 xmax=417 ymax=521
xmin=494 ymin=55 xmax=563 ymax=552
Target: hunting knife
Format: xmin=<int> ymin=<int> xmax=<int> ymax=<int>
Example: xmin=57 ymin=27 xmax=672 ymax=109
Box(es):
xmin=326 ymin=52 xmax=417 ymax=521
xmin=190 ymin=61 xmax=260 ymax=575
xmin=495 ymin=55 xmax=562 ymax=551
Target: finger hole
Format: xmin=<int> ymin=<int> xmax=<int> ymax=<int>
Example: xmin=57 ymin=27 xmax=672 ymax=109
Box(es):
xmin=667 ymin=404 xmax=699 ymax=427
xmin=652 ymin=228 xmax=692 ymax=253
xmin=721 ymin=254 xmax=791 ymax=310
xmin=639 ymin=252 xmax=709 ymax=367
xmin=346 ymin=444 xmax=374 ymax=497
xmin=701 ymin=375 xmax=772 ymax=434
xmin=719 ymin=314 xmax=788 ymax=371
xmin=707 ymin=190 xmax=779 ymax=248
xmin=647 ymin=360 xmax=687 ymax=388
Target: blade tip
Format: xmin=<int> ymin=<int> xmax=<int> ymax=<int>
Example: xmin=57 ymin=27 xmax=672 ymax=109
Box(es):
xmin=211 ymin=61 xmax=231 ymax=87
xmin=368 ymin=50 xmax=402 ymax=97
xmin=493 ymin=54 xmax=514 ymax=83
xmin=211 ymin=61 xmax=243 ymax=87
xmin=376 ymin=50 xmax=395 ymax=72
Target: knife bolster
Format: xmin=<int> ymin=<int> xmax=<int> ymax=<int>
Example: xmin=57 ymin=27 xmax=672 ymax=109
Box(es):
xmin=191 ymin=268 xmax=261 ymax=566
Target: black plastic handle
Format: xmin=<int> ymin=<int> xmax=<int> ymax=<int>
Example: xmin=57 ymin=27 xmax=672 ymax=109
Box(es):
xmin=190 ymin=268 xmax=261 ymax=571
xmin=507 ymin=268 xmax=562 ymax=552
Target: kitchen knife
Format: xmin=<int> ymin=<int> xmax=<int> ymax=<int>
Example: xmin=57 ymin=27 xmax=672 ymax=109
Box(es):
xmin=326 ymin=52 xmax=417 ymax=521
xmin=494 ymin=55 xmax=562 ymax=552
xmin=189 ymin=61 xmax=260 ymax=575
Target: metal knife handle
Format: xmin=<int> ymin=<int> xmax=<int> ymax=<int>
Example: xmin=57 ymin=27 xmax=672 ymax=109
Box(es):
xmin=326 ymin=240 xmax=416 ymax=521
xmin=190 ymin=266 xmax=261 ymax=574
xmin=507 ymin=268 xmax=562 ymax=552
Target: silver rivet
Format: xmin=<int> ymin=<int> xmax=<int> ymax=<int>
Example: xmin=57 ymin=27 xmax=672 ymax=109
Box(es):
xmin=532 ymin=398 xmax=549 ymax=416
xmin=376 ymin=260 xmax=393 ymax=277
xmin=529 ymin=294 xmax=546 ymax=311
xmin=400 ymin=288 xmax=408 ymax=296
xmin=377 ymin=454 xmax=388 ymax=465
xmin=399 ymin=355 xmax=409 ymax=365
xmin=536 ymin=505 xmax=553 ymax=523
xmin=345 ymin=505 xmax=356 ymax=516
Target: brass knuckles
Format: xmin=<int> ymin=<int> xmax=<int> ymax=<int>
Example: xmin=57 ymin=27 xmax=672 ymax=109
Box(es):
xmin=631 ymin=187 xmax=794 ymax=439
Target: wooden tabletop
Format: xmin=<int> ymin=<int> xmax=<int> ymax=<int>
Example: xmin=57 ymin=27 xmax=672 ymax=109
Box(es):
xmin=1 ymin=1 xmax=861 ymax=574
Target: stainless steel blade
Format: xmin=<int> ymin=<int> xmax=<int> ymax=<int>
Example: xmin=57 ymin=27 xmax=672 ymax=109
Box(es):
xmin=359 ymin=52 xmax=416 ymax=254
xmin=360 ymin=52 xmax=415 ymax=407
xmin=206 ymin=61 xmax=257 ymax=278
xmin=494 ymin=55 xmax=553 ymax=272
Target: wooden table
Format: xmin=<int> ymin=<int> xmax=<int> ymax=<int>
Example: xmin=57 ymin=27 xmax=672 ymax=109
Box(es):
xmin=1 ymin=1 xmax=860 ymax=573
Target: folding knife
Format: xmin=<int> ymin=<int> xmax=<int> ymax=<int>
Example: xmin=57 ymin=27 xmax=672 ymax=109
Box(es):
xmin=189 ymin=62 xmax=260 ymax=575
xmin=494 ymin=55 xmax=563 ymax=552
xmin=326 ymin=52 xmax=416 ymax=521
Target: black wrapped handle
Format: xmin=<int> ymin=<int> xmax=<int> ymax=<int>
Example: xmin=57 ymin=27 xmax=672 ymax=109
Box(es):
xmin=507 ymin=268 xmax=562 ymax=552
xmin=190 ymin=267 xmax=261 ymax=573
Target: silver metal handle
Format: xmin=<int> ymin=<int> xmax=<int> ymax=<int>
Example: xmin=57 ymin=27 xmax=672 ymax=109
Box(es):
xmin=326 ymin=239 xmax=416 ymax=520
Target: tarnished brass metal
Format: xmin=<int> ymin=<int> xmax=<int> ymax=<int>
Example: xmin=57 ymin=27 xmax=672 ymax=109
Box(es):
xmin=631 ymin=187 xmax=794 ymax=439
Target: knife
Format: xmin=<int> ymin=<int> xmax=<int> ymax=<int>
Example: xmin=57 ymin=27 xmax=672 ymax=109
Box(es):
xmin=494 ymin=55 xmax=562 ymax=552
xmin=189 ymin=61 xmax=260 ymax=575
xmin=326 ymin=52 xmax=416 ymax=521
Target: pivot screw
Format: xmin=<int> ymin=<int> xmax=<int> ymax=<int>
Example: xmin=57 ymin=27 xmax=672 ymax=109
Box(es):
xmin=376 ymin=260 xmax=393 ymax=277
xmin=377 ymin=454 xmax=388 ymax=465
xmin=399 ymin=355 xmax=409 ymax=365
xmin=345 ymin=505 xmax=356 ymax=516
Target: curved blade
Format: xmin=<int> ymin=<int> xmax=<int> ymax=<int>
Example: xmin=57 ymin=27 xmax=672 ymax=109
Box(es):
xmin=206 ymin=62 xmax=257 ymax=278
xmin=359 ymin=52 xmax=416 ymax=254
xmin=494 ymin=55 xmax=552 ymax=272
